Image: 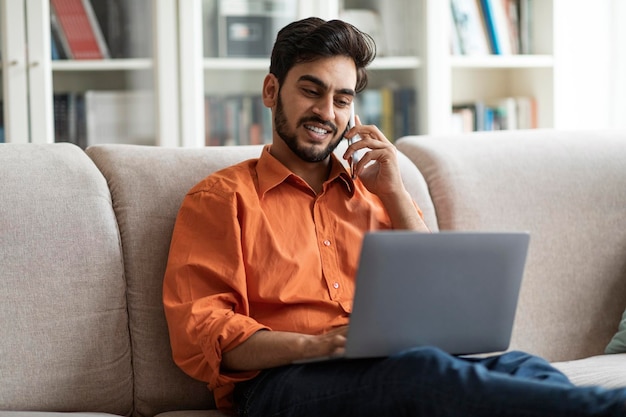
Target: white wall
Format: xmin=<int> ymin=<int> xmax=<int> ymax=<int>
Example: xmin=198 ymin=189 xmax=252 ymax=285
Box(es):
xmin=553 ymin=0 xmax=612 ymax=129
xmin=611 ymin=0 xmax=626 ymax=128
xmin=554 ymin=0 xmax=626 ymax=130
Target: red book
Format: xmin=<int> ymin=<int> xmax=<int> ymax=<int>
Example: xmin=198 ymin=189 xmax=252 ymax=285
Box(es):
xmin=50 ymin=0 xmax=110 ymax=60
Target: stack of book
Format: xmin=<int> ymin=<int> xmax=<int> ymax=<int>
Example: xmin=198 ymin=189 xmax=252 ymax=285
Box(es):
xmin=54 ymin=90 xmax=156 ymax=148
xmin=451 ymin=96 xmax=537 ymax=132
xmin=355 ymin=87 xmax=418 ymax=141
xmin=204 ymin=95 xmax=272 ymax=146
xmin=450 ymin=0 xmax=532 ymax=55
xmin=204 ymin=87 xmax=418 ymax=146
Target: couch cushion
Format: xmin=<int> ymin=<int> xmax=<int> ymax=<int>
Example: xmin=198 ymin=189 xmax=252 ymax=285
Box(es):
xmin=552 ymin=354 xmax=626 ymax=388
xmin=0 ymin=143 xmax=132 ymax=415
xmin=154 ymin=412 xmax=227 ymax=417
xmin=0 ymin=413 xmax=122 ymax=417
xmin=397 ymin=130 xmax=626 ymax=362
xmin=86 ymin=145 xmax=268 ymax=417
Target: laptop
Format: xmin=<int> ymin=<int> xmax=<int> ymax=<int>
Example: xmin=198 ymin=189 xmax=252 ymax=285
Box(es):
xmin=298 ymin=231 xmax=529 ymax=363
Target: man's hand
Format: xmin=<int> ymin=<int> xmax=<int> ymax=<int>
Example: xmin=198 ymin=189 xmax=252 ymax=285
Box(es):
xmin=343 ymin=115 xmax=404 ymax=199
xmin=221 ymin=326 xmax=348 ymax=372
xmin=343 ymin=115 xmax=429 ymax=232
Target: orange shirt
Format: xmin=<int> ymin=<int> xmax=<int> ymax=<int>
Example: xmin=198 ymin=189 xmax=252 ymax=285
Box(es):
xmin=163 ymin=145 xmax=413 ymax=412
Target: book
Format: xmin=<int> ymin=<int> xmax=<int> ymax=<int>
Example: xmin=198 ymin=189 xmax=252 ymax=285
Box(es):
xmin=503 ymin=0 xmax=521 ymax=54
xmin=450 ymin=0 xmax=491 ymax=55
xmin=50 ymin=7 xmax=72 ymax=59
xmin=74 ymin=93 xmax=87 ymax=149
xmin=479 ymin=0 xmax=514 ymax=54
xmin=84 ymin=91 xmax=155 ymax=146
xmin=394 ymin=88 xmax=418 ymax=138
xmin=53 ymin=92 xmax=87 ymax=148
xmin=452 ymin=104 xmax=476 ymax=132
xmin=50 ymin=0 xmax=110 ymax=60
xmin=519 ymin=0 xmax=532 ymax=54
xmin=514 ymin=96 xmax=538 ymax=129
xmin=89 ymin=0 xmax=153 ymax=58
xmin=223 ymin=96 xmax=241 ymax=146
xmin=53 ymin=93 xmax=73 ymax=144
xmin=356 ymin=87 xmax=417 ymax=140
xmin=251 ymin=96 xmax=272 ymax=145
xmin=376 ymin=0 xmax=418 ymax=56
xmin=449 ymin=5 xmax=463 ymax=55
xmin=451 ymin=96 xmax=537 ymax=132
xmin=356 ymin=90 xmax=383 ymax=128
xmin=88 ymin=0 xmax=126 ymax=58
xmin=499 ymin=96 xmax=518 ymax=129
xmin=50 ymin=35 xmax=60 ymax=60
xmin=204 ymin=94 xmax=272 ymax=146
xmin=491 ymin=0 xmax=514 ymax=54
xmin=380 ymin=88 xmax=395 ymax=140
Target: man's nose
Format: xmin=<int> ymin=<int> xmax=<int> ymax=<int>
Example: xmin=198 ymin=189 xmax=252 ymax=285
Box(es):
xmin=312 ymin=96 xmax=335 ymax=121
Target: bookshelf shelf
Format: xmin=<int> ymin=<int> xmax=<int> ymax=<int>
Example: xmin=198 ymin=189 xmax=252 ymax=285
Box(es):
xmin=202 ymin=56 xmax=421 ymax=71
xmin=450 ymin=55 xmax=554 ymax=69
xmin=370 ymin=56 xmax=422 ymax=70
xmin=51 ymin=59 xmax=153 ymax=72
xmin=203 ymin=58 xmax=269 ymax=71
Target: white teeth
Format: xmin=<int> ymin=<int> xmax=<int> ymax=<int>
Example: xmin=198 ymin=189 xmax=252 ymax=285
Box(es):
xmin=305 ymin=125 xmax=328 ymax=135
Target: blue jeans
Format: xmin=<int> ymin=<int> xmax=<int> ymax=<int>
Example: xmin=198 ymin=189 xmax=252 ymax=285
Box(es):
xmin=233 ymin=347 xmax=626 ymax=417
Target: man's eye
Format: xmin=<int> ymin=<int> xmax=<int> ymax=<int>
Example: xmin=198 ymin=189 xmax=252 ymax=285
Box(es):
xmin=303 ymin=88 xmax=319 ymax=96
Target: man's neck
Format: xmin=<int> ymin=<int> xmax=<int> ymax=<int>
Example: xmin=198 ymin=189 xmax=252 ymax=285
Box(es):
xmin=269 ymin=145 xmax=332 ymax=194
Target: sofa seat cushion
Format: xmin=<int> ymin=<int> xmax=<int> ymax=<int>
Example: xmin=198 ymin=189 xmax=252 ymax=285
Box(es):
xmin=0 ymin=413 xmax=122 ymax=417
xmin=552 ymin=354 xmax=626 ymax=388
xmin=155 ymin=411 xmax=229 ymax=417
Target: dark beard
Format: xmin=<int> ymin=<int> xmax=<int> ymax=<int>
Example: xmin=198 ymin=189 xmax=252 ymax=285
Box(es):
xmin=274 ymin=94 xmax=345 ymax=163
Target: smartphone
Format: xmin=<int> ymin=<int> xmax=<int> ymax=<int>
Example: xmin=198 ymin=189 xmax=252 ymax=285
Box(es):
xmin=346 ymin=102 xmax=361 ymax=179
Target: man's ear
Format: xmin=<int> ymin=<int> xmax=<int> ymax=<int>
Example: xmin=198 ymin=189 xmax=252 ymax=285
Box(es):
xmin=262 ymin=74 xmax=279 ymax=108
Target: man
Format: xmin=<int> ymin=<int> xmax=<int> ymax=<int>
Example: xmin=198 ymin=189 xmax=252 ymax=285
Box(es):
xmin=163 ymin=17 xmax=626 ymax=417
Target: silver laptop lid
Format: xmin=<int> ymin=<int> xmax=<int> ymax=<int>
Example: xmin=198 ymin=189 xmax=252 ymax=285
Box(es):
xmin=345 ymin=231 xmax=529 ymax=358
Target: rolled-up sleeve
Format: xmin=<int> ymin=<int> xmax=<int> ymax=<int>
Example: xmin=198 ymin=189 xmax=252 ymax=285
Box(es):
xmin=163 ymin=185 xmax=269 ymax=393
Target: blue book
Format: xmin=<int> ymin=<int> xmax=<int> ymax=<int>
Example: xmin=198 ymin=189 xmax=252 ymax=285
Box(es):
xmin=51 ymin=37 xmax=59 ymax=60
xmin=480 ymin=0 xmax=501 ymax=54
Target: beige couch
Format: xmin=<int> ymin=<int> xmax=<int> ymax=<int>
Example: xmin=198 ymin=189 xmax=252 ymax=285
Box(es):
xmin=1 ymin=129 xmax=626 ymax=417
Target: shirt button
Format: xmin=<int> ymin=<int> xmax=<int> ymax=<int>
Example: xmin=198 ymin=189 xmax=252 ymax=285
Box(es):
xmin=323 ymin=240 xmax=331 ymax=246
xmin=333 ymin=282 xmax=340 ymax=289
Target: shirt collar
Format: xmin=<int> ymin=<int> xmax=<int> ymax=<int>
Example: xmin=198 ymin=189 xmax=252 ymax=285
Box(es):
xmin=257 ymin=145 xmax=355 ymax=198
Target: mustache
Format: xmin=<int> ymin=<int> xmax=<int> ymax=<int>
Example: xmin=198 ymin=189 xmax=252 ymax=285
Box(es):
xmin=298 ymin=116 xmax=338 ymax=135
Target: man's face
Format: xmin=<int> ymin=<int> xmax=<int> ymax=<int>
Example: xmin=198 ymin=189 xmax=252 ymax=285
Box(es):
xmin=270 ymin=56 xmax=357 ymax=163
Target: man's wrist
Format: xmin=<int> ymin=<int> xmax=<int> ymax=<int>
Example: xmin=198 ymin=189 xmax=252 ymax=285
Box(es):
xmin=380 ymin=189 xmax=428 ymax=231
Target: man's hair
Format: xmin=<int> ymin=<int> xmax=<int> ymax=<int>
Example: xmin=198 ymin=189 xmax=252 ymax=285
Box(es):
xmin=270 ymin=17 xmax=377 ymax=93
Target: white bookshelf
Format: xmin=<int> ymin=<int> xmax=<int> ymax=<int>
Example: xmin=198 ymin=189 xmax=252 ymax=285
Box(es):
xmin=0 ymin=0 xmax=178 ymax=146
xmin=442 ymin=0 xmax=625 ymax=134
xmin=429 ymin=0 xmax=558 ymax=133
xmin=1 ymin=0 xmax=623 ymax=147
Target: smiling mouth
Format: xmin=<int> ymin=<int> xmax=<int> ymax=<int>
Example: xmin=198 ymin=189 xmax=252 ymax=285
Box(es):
xmin=304 ymin=124 xmax=332 ymax=136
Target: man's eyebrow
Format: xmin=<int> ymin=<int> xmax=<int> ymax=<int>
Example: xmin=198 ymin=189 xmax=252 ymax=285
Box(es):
xmin=298 ymin=74 xmax=356 ymax=97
